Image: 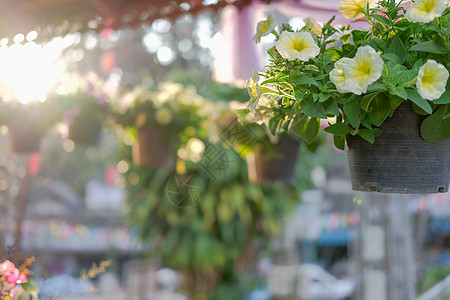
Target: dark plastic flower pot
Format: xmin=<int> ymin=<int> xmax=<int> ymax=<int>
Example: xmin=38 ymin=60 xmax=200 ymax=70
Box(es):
xmin=132 ymin=127 xmax=175 ymax=169
xmin=346 ymin=101 xmax=450 ymax=193
xmin=247 ymin=138 xmax=300 ymax=184
xmin=8 ymin=120 xmax=43 ymax=154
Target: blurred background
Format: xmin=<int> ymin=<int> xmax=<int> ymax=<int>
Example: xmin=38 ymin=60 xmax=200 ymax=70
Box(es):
xmin=0 ymin=1 xmax=449 ymax=300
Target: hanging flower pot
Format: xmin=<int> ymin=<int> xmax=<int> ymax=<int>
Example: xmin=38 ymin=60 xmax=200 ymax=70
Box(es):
xmin=246 ymin=138 xmax=300 ymax=184
xmin=67 ymin=111 xmax=103 ymax=146
xmin=346 ymin=101 xmax=450 ymax=193
xmin=132 ymin=127 xmax=175 ymax=169
xmin=8 ymin=119 xmax=44 ymax=154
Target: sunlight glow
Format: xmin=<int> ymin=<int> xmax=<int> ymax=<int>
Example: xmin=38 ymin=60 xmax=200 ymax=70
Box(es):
xmin=0 ymin=39 xmax=67 ymax=104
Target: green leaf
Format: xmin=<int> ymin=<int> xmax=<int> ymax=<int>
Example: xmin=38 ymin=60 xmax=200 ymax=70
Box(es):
xmin=333 ymin=135 xmax=346 ymax=150
xmin=373 ymin=128 xmax=383 ymax=139
xmin=268 ymin=117 xmax=280 ymax=135
xmin=389 ymin=85 xmax=408 ymax=99
xmin=343 ymin=100 xmax=360 ymax=127
xmin=317 ymin=93 xmax=331 ymax=102
xmin=260 ymin=76 xmax=288 ymax=85
xmin=290 ymin=70 xmax=319 ymax=87
xmin=386 ymin=35 xmax=408 ymax=63
xmin=359 ymin=129 xmax=375 ymax=143
xmin=324 ymin=123 xmax=352 ymax=136
xmin=410 ymin=40 xmax=447 ymax=54
xmin=361 ymin=115 xmax=372 ymax=129
xmin=361 ymin=92 xmax=379 ymax=111
xmin=304 ymin=118 xmax=320 ymax=144
xmin=368 ymin=94 xmax=390 ymax=126
xmin=405 ymin=89 xmax=433 ymax=113
xmin=323 ymin=99 xmax=340 ymax=116
xmin=381 ymin=53 xmax=401 ymax=64
xmin=21 ymin=281 xmax=39 ymax=293
xmin=371 ymin=13 xmax=390 ymax=26
xmin=420 ymin=105 xmax=450 ymax=142
xmin=294 ymin=89 xmax=307 ymax=101
xmin=434 ymin=88 xmax=450 ymax=104
xmin=388 ymin=94 xmax=404 ymax=117
xmin=291 ymin=117 xmax=320 ymax=144
xmin=301 ymin=96 xmax=327 ymax=118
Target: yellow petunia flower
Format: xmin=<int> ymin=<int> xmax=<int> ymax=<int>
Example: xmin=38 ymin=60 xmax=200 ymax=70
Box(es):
xmin=416 ymin=59 xmax=449 ymax=100
xmin=246 ymin=71 xmax=262 ymax=112
xmin=304 ymin=17 xmax=322 ymax=36
xmin=341 ymin=45 xmax=383 ymax=95
xmin=275 ymin=31 xmax=320 ymax=61
xmin=338 ymin=0 xmax=375 ymax=20
xmin=405 ymin=0 xmax=448 ymax=23
xmin=330 ymin=58 xmax=353 ymax=93
xmin=253 ymin=14 xmax=277 ymax=43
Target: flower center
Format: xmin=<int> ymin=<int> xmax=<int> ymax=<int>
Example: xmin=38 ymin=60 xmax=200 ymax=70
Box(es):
xmin=293 ymin=40 xmax=306 ymax=52
xmin=261 ymin=21 xmax=270 ymax=32
xmin=421 ymin=0 xmax=436 ymax=13
xmin=359 ymin=63 xmax=372 ymax=76
xmin=421 ymin=71 xmax=434 ymax=86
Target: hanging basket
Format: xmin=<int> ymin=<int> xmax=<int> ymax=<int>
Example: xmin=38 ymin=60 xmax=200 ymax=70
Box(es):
xmin=132 ymin=127 xmax=175 ymax=169
xmin=246 ymin=138 xmax=300 ymax=184
xmin=346 ymin=101 xmax=450 ymax=193
xmin=68 ymin=115 xmax=103 ymax=146
xmin=8 ymin=120 xmax=43 ymax=154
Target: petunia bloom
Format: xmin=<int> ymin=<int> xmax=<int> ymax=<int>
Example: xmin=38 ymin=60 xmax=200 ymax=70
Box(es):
xmin=416 ymin=59 xmax=449 ymax=100
xmin=304 ymin=17 xmax=322 ymax=36
xmin=338 ymin=0 xmax=375 ymax=20
xmin=341 ymin=45 xmax=383 ymax=95
xmin=330 ymin=58 xmax=353 ymax=93
xmin=246 ymin=71 xmax=262 ymax=112
xmin=275 ymin=31 xmax=320 ymax=61
xmin=253 ymin=14 xmax=277 ymax=43
xmin=405 ymin=0 xmax=448 ymax=23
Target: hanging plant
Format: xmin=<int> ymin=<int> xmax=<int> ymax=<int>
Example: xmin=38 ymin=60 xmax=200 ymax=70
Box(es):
xmin=246 ymin=0 xmax=450 ymax=193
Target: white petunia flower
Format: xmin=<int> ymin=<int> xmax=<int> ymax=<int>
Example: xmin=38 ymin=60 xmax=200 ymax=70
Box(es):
xmin=275 ymin=31 xmax=320 ymax=61
xmin=341 ymin=45 xmax=383 ymax=95
xmin=416 ymin=59 xmax=449 ymax=100
xmin=304 ymin=17 xmax=323 ymax=36
xmin=246 ymin=70 xmax=262 ymax=111
xmin=253 ymin=14 xmax=277 ymax=43
xmin=338 ymin=0 xmax=375 ymax=20
xmin=330 ymin=58 xmax=353 ymax=93
xmin=405 ymin=0 xmax=448 ymax=23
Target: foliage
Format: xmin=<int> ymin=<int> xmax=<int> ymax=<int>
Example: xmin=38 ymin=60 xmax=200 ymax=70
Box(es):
xmin=123 ymin=148 xmax=296 ymax=298
xmin=48 ymin=72 xmax=116 ymax=139
xmin=119 ymin=96 xmax=298 ymax=299
xmin=417 ymin=264 xmax=450 ymax=296
xmin=165 ymin=69 xmax=249 ymax=103
xmin=248 ymin=0 xmax=450 ymax=150
xmin=0 ymin=98 xmax=63 ymax=133
xmin=112 ymin=82 xmax=209 ymax=143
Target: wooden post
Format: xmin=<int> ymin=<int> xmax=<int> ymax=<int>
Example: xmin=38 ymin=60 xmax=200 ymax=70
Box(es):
xmin=356 ymin=193 xmax=415 ymax=300
xmin=13 ymin=156 xmax=33 ymax=260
